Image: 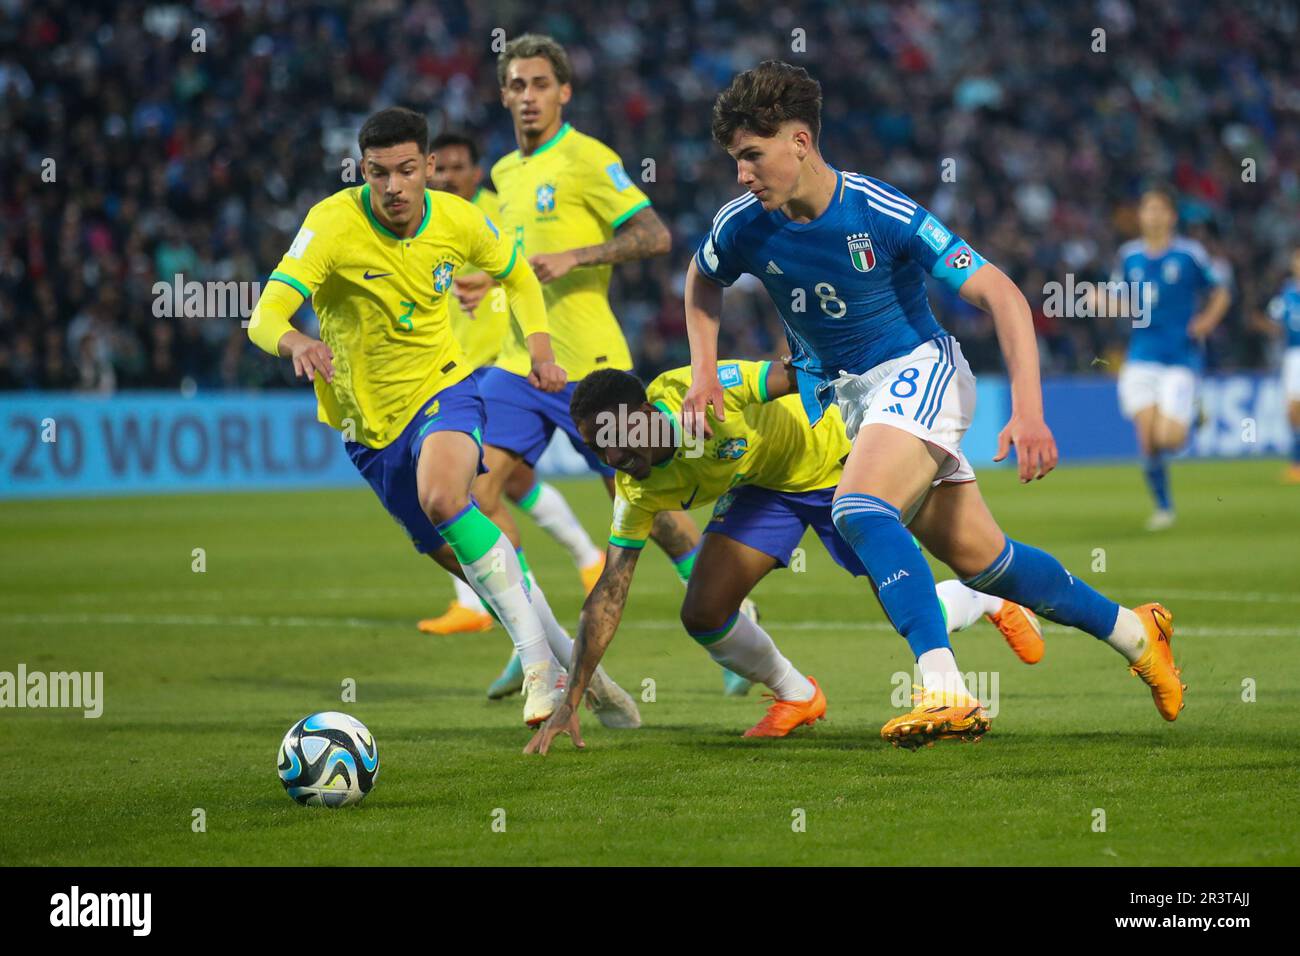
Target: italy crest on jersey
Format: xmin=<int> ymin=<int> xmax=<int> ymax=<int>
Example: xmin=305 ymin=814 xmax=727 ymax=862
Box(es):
xmin=847 ymin=232 xmax=876 ymax=272
xmin=535 ymin=183 xmax=557 ymax=214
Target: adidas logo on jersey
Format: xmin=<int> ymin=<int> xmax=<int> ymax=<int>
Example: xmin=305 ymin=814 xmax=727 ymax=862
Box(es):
xmin=884 ymin=403 xmax=905 ymax=415
xmin=765 ymin=260 xmax=783 ymax=275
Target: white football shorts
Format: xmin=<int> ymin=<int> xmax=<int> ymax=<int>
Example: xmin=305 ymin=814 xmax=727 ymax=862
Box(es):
xmin=1117 ymin=360 xmax=1197 ymax=426
xmin=831 ymin=335 xmax=976 ymax=483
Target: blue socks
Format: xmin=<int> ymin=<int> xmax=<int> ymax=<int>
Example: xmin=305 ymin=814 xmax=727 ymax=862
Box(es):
xmin=1143 ymin=451 xmax=1171 ymax=511
xmin=963 ymin=538 xmax=1120 ymax=639
xmin=831 ymin=494 xmax=951 ymax=659
xmin=1292 ymin=429 xmax=1300 ymax=465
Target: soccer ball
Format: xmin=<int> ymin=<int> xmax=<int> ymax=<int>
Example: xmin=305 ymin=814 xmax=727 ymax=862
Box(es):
xmin=277 ymin=711 xmax=379 ymax=808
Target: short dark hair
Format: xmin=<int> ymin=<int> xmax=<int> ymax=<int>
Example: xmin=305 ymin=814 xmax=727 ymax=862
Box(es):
xmin=498 ymin=33 xmax=573 ymax=88
xmin=712 ymin=60 xmax=822 ymax=149
xmin=358 ymin=107 xmax=429 ymax=156
xmin=1140 ymin=184 xmax=1178 ymax=212
xmin=569 ymin=368 xmax=648 ymax=427
xmin=431 ymin=130 xmax=479 ymax=165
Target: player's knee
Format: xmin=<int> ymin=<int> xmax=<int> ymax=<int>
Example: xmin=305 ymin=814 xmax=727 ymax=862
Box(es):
xmin=419 ymin=484 xmax=469 ymax=524
xmin=679 ymin=593 xmax=731 ymax=635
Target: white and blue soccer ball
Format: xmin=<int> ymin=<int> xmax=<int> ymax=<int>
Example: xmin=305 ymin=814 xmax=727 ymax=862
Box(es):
xmin=277 ymin=712 xmax=379 ymax=808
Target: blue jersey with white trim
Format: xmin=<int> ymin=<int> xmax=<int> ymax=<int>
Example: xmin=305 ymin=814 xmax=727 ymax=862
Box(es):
xmin=1268 ymin=279 xmax=1300 ymax=349
xmin=694 ymin=170 xmax=987 ymax=424
xmin=1111 ymin=237 xmax=1225 ymax=368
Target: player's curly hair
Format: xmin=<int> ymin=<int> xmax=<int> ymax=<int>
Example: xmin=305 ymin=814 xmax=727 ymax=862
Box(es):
xmin=569 ymin=368 xmax=648 ymax=427
xmin=712 ymin=60 xmax=822 ymax=148
xmin=497 ymin=33 xmax=573 ymax=88
xmin=358 ymin=107 xmax=428 ymax=155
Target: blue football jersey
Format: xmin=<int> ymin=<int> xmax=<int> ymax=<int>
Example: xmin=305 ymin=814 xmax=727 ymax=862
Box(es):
xmin=1111 ymin=237 xmax=1225 ymax=368
xmin=694 ymin=170 xmax=987 ymax=424
xmin=1268 ymin=279 xmax=1300 ymax=349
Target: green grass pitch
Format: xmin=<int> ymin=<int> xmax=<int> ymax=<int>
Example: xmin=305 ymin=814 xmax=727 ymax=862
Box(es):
xmin=2 ymin=459 xmax=1298 ymax=866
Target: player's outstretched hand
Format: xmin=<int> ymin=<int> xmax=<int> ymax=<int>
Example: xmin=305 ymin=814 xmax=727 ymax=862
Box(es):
xmin=452 ymin=272 xmax=493 ymax=314
xmin=528 ymin=359 xmax=568 ymax=393
xmin=523 ymin=702 xmax=584 ymax=756
xmin=681 ymin=377 xmax=724 ymax=442
xmin=289 ymin=336 xmax=334 ymax=384
xmin=528 ymin=251 xmax=577 ymax=284
xmin=995 ymin=411 xmax=1059 ymax=482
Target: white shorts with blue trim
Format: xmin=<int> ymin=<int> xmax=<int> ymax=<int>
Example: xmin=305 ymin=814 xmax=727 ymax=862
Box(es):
xmin=831 ymin=335 xmax=976 ymax=483
xmin=1283 ymin=347 xmax=1300 ymax=400
xmin=1117 ymin=360 xmax=1197 ymax=426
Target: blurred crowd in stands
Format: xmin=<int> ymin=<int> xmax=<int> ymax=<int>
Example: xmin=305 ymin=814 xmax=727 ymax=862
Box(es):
xmin=2 ymin=0 xmax=1298 ymax=393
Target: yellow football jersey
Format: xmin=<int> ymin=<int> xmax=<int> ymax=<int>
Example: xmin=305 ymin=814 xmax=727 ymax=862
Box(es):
xmin=610 ymin=362 xmax=851 ymax=548
xmin=267 ymin=184 xmax=519 ymax=448
xmin=490 ymin=123 xmax=648 ymax=380
xmin=447 ymin=186 xmax=511 ymax=369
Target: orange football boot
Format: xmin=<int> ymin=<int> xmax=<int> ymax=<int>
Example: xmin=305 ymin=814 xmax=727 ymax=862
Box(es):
xmin=417 ymin=600 xmax=494 ymax=635
xmin=1283 ymin=464 xmax=1300 ymax=485
xmin=1128 ymin=603 xmax=1185 ymax=720
xmin=579 ymin=554 xmax=606 ymax=596
xmin=881 ymin=687 xmax=990 ymax=750
xmin=743 ymin=677 xmax=827 ymax=738
xmin=986 ymin=600 xmax=1044 ymax=664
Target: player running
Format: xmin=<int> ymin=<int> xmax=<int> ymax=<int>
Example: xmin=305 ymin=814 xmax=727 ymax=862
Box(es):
xmin=524 ymin=359 xmax=1045 ymax=754
xmin=1255 ymin=245 xmax=1300 ymax=482
xmin=419 ymin=129 xmax=607 ymax=639
xmin=246 ymin=107 xmax=638 ymax=731
xmin=679 ymin=62 xmax=1185 ymax=747
xmin=1111 ymin=187 xmax=1230 ymax=529
xmin=456 ymin=34 xmax=744 ymax=696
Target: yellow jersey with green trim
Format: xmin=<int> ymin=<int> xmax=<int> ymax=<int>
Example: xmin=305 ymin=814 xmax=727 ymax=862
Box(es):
xmin=447 ymin=186 xmax=511 ymax=369
xmin=609 ymin=361 xmax=851 ymax=548
xmin=267 ymin=184 xmax=519 ymax=449
xmin=490 ymin=123 xmax=648 ymax=380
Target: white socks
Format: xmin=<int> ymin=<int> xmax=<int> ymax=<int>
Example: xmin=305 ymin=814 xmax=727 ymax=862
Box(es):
xmin=917 ymin=647 xmax=976 ymax=700
xmin=1105 ymin=606 xmax=1148 ymax=663
xmin=705 ymin=613 xmax=815 ymax=702
xmin=450 ymin=571 xmax=481 ymax=609
xmin=520 ymin=482 xmax=603 ymax=568
xmin=935 ymin=579 xmax=1003 ymax=633
xmin=521 ymin=568 xmax=576 ymax=669
xmin=461 ymin=537 xmax=554 ymax=669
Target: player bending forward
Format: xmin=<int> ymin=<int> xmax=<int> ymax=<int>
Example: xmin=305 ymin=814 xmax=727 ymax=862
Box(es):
xmin=524 ymin=359 xmax=1044 ymax=754
xmin=247 ymin=107 xmax=638 ymax=731
xmin=682 ymin=62 xmax=1184 ymax=747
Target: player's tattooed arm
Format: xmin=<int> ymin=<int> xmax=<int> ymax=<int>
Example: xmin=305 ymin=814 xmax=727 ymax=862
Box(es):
xmin=649 ymin=510 xmax=700 ymax=560
xmin=528 ymin=208 xmax=671 ymax=282
xmin=524 ymin=545 xmax=641 ymax=755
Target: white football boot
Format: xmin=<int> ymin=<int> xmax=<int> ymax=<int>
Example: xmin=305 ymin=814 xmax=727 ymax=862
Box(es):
xmin=585 ymin=665 xmax=642 ymax=729
xmin=521 ymin=661 xmax=567 ymax=727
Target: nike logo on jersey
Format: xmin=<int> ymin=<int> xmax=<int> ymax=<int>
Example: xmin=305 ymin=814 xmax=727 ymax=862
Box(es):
xmin=680 ymin=486 xmax=700 ymax=510
xmin=363 ymin=271 xmax=392 ymax=280
xmin=765 ymin=260 xmax=783 ymax=274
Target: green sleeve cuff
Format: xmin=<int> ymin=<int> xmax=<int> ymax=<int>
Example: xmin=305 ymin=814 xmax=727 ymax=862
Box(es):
xmin=269 ymin=271 xmax=311 ymax=300
xmin=491 ymin=244 xmax=518 ymax=280
xmin=757 ymin=360 xmax=773 ymax=402
xmin=610 ymin=198 xmax=651 ymax=230
xmin=609 ymin=535 xmax=648 ymax=551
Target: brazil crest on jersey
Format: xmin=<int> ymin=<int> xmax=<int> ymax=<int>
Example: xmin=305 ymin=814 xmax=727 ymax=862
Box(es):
xmin=1111 ymin=237 xmax=1226 ymax=368
xmin=694 ymin=170 xmax=987 ymax=424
